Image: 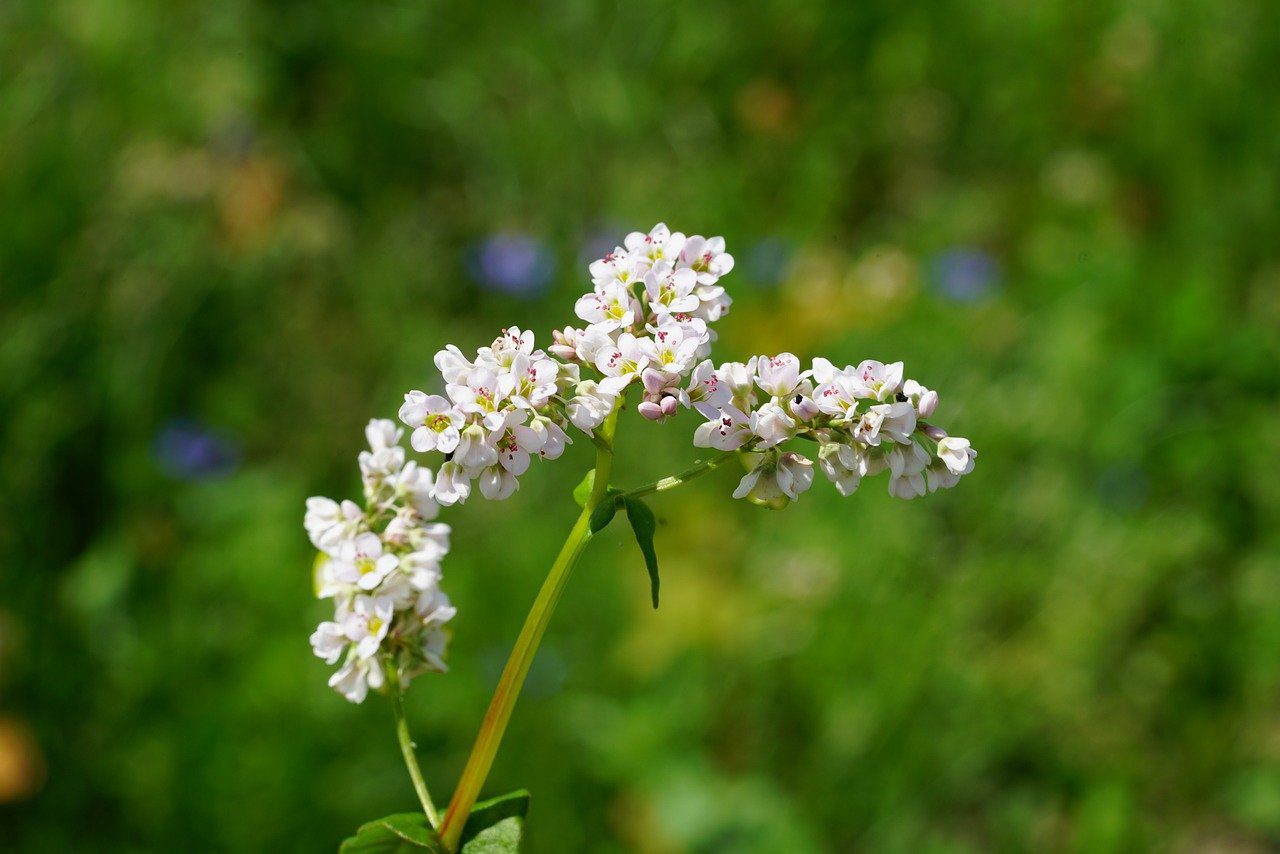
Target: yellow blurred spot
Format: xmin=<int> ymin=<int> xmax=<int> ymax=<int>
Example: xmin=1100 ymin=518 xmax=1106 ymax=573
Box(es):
xmin=735 ymin=79 xmax=796 ymax=136
xmin=0 ymin=717 xmax=45 ymax=803
xmin=219 ymin=155 xmax=286 ymax=248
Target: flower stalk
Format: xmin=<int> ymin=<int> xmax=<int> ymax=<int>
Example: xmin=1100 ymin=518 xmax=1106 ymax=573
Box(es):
xmin=386 ymin=663 xmax=441 ymax=828
xmin=438 ymin=409 xmax=619 ymax=851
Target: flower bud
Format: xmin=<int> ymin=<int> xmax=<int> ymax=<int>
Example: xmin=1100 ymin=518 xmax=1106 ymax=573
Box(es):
xmin=917 ymin=389 xmax=938 ymax=418
xmin=637 ymin=400 xmax=665 ymax=420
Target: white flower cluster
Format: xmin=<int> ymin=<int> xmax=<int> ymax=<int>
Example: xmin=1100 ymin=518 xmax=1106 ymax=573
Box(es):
xmin=689 ymin=354 xmax=977 ymax=507
xmin=550 ymin=222 xmax=734 ymax=421
xmin=305 ymin=420 xmax=456 ymax=703
xmin=399 ymin=327 xmax=574 ymax=505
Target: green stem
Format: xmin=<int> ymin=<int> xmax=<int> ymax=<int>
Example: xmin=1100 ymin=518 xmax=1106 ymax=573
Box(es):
xmin=386 ymin=662 xmax=441 ymax=828
xmin=620 ymin=449 xmax=738 ymax=500
xmin=438 ymin=409 xmax=619 ymax=851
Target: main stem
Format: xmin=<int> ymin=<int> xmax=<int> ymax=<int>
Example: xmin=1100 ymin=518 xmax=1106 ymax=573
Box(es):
xmin=438 ymin=409 xmax=618 ymax=851
xmin=387 ymin=663 xmax=441 ymax=828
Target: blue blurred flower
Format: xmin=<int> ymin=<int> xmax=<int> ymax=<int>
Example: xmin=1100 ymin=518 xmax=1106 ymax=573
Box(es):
xmin=154 ymin=419 xmax=240 ymax=480
xmin=466 ymin=234 xmax=555 ymax=298
xmin=743 ymin=237 xmax=793 ymax=290
xmin=929 ymin=247 xmax=1002 ymax=303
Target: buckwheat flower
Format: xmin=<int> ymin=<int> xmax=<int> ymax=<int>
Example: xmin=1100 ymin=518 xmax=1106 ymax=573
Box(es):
xmin=565 ymin=381 xmax=617 ymax=436
xmin=850 ymin=360 xmax=905 ymax=401
xmin=589 ymin=247 xmax=643 ymax=290
xmin=886 ymin=441 xmax=931 ymax=500
xmin=400 ymin=550 xmax=444 ymax=591
xmin=447 ymin=368 xmax=507 ymax=430
xmin=434 ymin=344 xmax=476 ymax=385
xmin=575 ymin=281 xmax=641 ymax=332
xmin=305 ymin=497 xmax=363 ymax=554
xmin=389 ymin=461 xmax=439 ymax=520
xmin=479 ymin=464 xmax=519 ymax=500
xmin=733 ymin=450 xmax=815 ymax=508
xmin=573 ymin=325 xmax=615 ymax=365
xmin=549 ymin=326 xmax=583 ymax=361
xmin=685 ymin=359 xmax=731 ymax=417
xmin=640 ymin=322 xmax=704 ymax=376
xmin=329 ymin=531 xmax=400 ymax=591
xmin=432 ymin=461 xmax=472 ymax=506
xmin=902 ymin=379 xmax=938 ymax=418
xmin=344 ymin=594 xmax=396 ymax=658
xmin=854 ymin=401 xmax=917 ymax=446
xmin=359 ymin=419 xmax=406 ymax=483
xmin=625 ymin=222 xmax=686 ymax=269
xmin=476 ymin=327 xmax=540 ymax=372
xmin=637 ymin=368 xmax=682 ymax=421
xmin=501 ymin=353 xmax=559 ymax=410
xmin=694 ymin=404 xmax=752 ymax=450
xmin=680 ymin=234 xmax=735 ymax=284
xmin=925 ymin=461 xmax=961 ymax=493
xmin=400 ymin=391 xmax=464 ymax=454
xmin=529 ymin=416 xmax=570 ymax=460
xmin=644 ymin=265 xmax=701 ymax=318
xmin=720 ymin=359 xmax=760 ymax=412
xmin=755 ymin=353 xmax=804 ymax=398
xmin=491 ymin=412 xmax=544 ymax=476
xmin=452 ymin=423 xmax=499 ymax=472
xmin=310 ymin=620 xmax=348 ymax=664
xmin=817 ymin=442 xmax=864 ymax=496
xmin=595 ymin=332 xmax=649 ymax=388
xmin=692 ymin=282 xmax=733 ymax=323
xmin=330 ymin=654 xmax=385 ymax=704
xmin=750 ymin=400 xmax=798 ymax=448
xmin=936 ymin=436 xmax=977 ymax=476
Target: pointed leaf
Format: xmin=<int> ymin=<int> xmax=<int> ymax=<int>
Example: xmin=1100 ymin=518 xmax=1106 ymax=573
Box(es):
xmin=588 ymin=496 xmax=619 ymax=533
xmin=312 ymin=551 xmax=330 ymax=598
xmin=623 ymin=497 xmax=660 ymax=608
xmin=339 ymin=813 xmax=445 ymax=853
xmin=460 ymin=790 xmax=530 ymax=853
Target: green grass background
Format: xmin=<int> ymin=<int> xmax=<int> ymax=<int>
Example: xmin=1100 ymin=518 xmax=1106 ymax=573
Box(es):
xmin=3 ymin=1 xmax=1280 ymax=850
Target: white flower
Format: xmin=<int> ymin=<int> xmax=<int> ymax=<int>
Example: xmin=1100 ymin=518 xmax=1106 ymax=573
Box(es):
xmin=304 ymin=497 xmax=363 ymax=553
xmin=750 ymin=400 xmax=798 ymax=448
xmin=529 ymin=416 xmax=570 ymax=460
xmin=685 ymin=359 xmax=731 ymax=417
xmin=479 ymin=464 xmax=519 ymax=500
xmin=476 ymin=327 xmax=538 ymax=372
xmin=589 ymin=247 xmax=643 ymax=289
xmin=936 ymin=436 xmax=977 ymax=476
xmin=432 ymin=461 xmax=472 ymax=505
xmin=693 ymin=404 xmax=752 ymax=450
xmin=625 ymin=222 xmax=686 ymax=269
xmin=640 ymin=322 xmax=704 ymax=375
xmin=575 ymin=281 xmax=640 ymax=332
xmin=329 ymin=655 xmax=385 ymax=704
xmin=850 ymin=360 xmax=904 ymax=401
xmin=389 ymin=461 xmax=439 ymax=520
xmin=886 ymin=441 xmax=931 ymax=500
xmin=853 ymin=401 xmax=917 ymax=446
xmin=433 ymin=344 xmax=476 ymax=385
xmin=594 ymin=332 xmax=649 ymax=388
xmin=733 ymin=451 xmax=814 ymax=508
xmin=400 ymin=391 xmax=463 ymax=454
xmin=644 ymin=265 xmax=700 ymax=318
xmin=755 ymin=353 xmax=803 ymax=398
xmin=310 ymin=621 xmax=348 ymax=665
xmin=500 ymin=353 xmax=559 ymax=410
xmin=817 ymin=441 xmax=870 ymax=496
xmin=453 ymin=423 xmax=499 ymax=472
xmin=343 ymin=594 xmax=396 ymax=658
xmin=491 ymin=412 xmax=544 ymax=476
xmin=565 ymin=381 xmax=617 ymax=436
xmin=902 ymin=379 xmax=938 ymax=418
xmin=679 ymin=234 xmax=735 ymax=285
xmin=328 ymin=532 xmax=399 ymax=592
xmin=447 ymin=368 xmax=507 ymax=430
xmin=719 ymin=358 xmax=759 ymax=411
xmin=400 ymin=550 xmax=443 ymax=591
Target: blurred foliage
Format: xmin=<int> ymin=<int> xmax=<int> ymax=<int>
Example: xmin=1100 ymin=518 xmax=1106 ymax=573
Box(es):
xmin=3 ymin=0 xmax=1280 ymax=851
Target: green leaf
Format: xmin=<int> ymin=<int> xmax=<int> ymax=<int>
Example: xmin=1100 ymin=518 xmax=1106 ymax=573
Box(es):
xmin=312 ymin=551 xmax=329 ymax=598
xmin=623 ymin=497 xmax=660 ymax=609
xmin=588 ymin=496 xmax=619 ymax=533
xmin=460 ymin=790 xmax=531 ymax=853
xmin=572 ymin=469 xmax=595 ymax=507
xmin=339 ymin=814 xmax=445 ymax=853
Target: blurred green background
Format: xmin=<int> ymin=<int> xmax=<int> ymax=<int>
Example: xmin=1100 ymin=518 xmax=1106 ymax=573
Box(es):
xmin=3 ymin=0 xmax=1280 ymax=850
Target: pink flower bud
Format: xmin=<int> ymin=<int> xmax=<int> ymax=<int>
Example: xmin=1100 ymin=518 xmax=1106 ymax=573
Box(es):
xmin=922 ymin=423 xmax=947 ymax=442
xmin=789 ymin=394 xmax=820 ymax=421
xmin=917 ymin=390 xmax=938 ymax=418
xmin=660 ymin=395 xmax=678 ymax=416
xmin=637 ymin=400 xmax=664 ymax=420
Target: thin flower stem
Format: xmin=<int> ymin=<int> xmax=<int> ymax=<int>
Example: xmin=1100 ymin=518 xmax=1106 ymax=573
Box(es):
xmin=386 ymin=662 xmax=441 ymax=828
xmin=619 ymin=449 xmax=738 ymax=500
xmin=438 ymin=409 xmax=619 ymax=852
